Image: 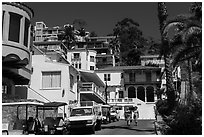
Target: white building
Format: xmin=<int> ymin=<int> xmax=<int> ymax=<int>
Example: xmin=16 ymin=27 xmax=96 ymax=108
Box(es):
xmin=96 ymin=66 xmax=162 ymax=119
xmin=27 ymin=46 xmax=78 ymax=115
xmin=67 ymin=49 xmax=97 ymax=71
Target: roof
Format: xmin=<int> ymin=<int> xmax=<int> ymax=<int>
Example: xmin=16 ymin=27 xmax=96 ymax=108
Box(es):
xmin=80 ymin=71 xmax=105 ymax=87
xmin=95 ymin=66 xmax=161 ymax=72
xmin=42 ymin=102 xmax=67 ymax=107
xmin=34 ymin=41 xmax=61 ymax=45
xmin=2 ymin=101 xmax=44 ymax=106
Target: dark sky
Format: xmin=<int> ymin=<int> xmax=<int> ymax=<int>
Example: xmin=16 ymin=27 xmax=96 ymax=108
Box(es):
xmin=25 ymin=2 xmax=191 ymax=40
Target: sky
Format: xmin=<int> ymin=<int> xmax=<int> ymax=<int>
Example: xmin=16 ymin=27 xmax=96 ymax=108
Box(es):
xmin=25 ymin=1 xmax=192 ymax=40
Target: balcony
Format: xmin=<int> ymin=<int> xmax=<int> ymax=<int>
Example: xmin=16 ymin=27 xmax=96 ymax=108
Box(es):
xmin=107 ymin=98 xmax=146 ymax=106
xmin=108 ymin=98 xmax=134 ymax=104
xmin=87 ymin=43 xmax=109 ymax=49
xmin=35 ymin=42 xmax=68 ymax=55
xmin=79 ymin=82 xmax=105 ymax=104
xmin=71 ymin=58 xmax=81 ymax=61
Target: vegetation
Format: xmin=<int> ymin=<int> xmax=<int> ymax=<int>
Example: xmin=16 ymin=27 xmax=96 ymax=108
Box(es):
xmin=158 ymin=2 xmax=176 ymax=112
xmin=156 ymin=2 xmax=202 ymax=135
xmin=112 ymin=18 xmax=148 ymax=66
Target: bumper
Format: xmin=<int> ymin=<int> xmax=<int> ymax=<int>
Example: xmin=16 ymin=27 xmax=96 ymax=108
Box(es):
xmin=67 ymin=124 xmax=94 ymax=130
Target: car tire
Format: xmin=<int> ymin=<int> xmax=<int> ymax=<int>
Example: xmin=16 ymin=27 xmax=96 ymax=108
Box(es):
xmin=90 ymin=126 xmax=95 ymax=134
xmin=96 ymin=121 xmax=102 ymax=131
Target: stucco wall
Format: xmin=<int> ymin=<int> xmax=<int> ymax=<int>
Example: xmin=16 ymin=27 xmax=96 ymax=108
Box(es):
xmin=28 ymin=55 xmax=77 ymax=107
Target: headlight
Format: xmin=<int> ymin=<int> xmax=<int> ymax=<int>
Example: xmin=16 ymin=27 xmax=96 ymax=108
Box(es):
xmin=86 ymin=120 xmax=93 ymax=124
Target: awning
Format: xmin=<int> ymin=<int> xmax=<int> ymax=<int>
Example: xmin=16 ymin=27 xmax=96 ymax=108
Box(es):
xmin=80 ymin=71 xmax=105 ymax=87
xmin=43 ymin=102 xmax=67 ymax=107
xmin=2 ymin=101 xmax=44 ymax=106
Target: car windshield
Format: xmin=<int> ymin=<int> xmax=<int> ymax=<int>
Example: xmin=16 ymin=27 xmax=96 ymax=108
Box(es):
xmin=70 ymin=108 xmax=93 ymax=116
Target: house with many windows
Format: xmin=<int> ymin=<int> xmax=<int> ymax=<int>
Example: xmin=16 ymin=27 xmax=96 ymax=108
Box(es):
xmin=96 ymin=66 xmax=161 ymax=119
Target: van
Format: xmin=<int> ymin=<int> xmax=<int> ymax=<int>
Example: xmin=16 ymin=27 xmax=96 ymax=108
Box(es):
xmin=66 ymin=105 xmax=102 ymax=134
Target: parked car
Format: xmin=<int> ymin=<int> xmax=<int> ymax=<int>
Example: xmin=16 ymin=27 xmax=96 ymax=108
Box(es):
xmin=66 ymin=105 xmax=102 ymax=134
xmin=110 ymin=110 xmax=120 ymax=122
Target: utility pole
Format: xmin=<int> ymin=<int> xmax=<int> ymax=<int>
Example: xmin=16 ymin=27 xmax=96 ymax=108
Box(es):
xmin=105 ymin=80 xmax=108 ymax=104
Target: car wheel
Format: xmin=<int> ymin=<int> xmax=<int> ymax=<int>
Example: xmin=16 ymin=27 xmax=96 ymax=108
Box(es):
xmin=90 ymin=126 xmax=95 ymax=134
xmin=96 ymin=121 xmax=102 ymax=130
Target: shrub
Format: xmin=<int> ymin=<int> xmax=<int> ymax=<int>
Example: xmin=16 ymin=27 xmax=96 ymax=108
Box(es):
xmin=164 ymin=98 xmax=202 ymax=135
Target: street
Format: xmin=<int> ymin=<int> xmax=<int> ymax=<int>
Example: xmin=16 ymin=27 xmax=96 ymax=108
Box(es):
xmin=70 ymin=119 xmax=156 ymax=135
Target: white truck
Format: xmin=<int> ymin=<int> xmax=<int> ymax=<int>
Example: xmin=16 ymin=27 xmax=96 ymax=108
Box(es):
xmin=66 ymin=104 xmax=102 ymax=134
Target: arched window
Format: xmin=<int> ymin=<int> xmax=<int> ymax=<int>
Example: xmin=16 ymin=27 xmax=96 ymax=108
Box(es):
xmin=137 ymin=86 xmax=145 ymax=102
xmin=146 ymin=86 xmax=154 ymax=102
xmin=128 ymin=86 xmax=136 ymax=98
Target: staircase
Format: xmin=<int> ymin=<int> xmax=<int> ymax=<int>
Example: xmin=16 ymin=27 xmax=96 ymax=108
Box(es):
xmin=133 ymin=98 xmax=156 ymax=120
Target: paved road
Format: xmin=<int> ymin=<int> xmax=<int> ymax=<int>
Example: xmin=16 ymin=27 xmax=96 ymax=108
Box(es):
xmin=95 ymin=119 xmax=156 ymax=135
xmin=70 ymin=119 xmax=156 ymax=135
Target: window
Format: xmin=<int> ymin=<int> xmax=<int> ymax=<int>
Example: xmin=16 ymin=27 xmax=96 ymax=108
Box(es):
xmin=24 ymin=18 xmax=30 ymax=47
xmin=79 ymin=63 xmax=81 ymax=69
xmin=146 ymin=86 xmax=154 ymax=102
xmin=2 ymin=85 xmax=8 ymax=94
xmin=2 ymin=11 xmax=5 ymax=35
xmin=128 ymin=86 xmax=136 ymax=98
xmin=119 ymin=91 xmax=124 ymax=98
xmin=73 ymin=53 xmax=80 ymax=59
xmin=137 ymin=86 xmax=145 ymax=102
xmin=146 ymin=71 xmax=152 ymax=82
xmin=42 ymin=71 xmax=61 ymax=88
xmin=102 ymin=58 xmax=107 ymax=63
xmin=75 ymin=63 xmax=78 ymax=68
xmin=70 ymin=74 xmax=74 ymax=90
xmin=129 ymin=72 xmax=135 ymax=82
xmin=90 ymin=66 xmax=94 ymax=70
xmin=104 ymin=74 xmax=111 ymax=81
xmin=9 ymin=12 xmax=22 ymax=43
xmin=90 ymin=56 xmax=95 ymax=62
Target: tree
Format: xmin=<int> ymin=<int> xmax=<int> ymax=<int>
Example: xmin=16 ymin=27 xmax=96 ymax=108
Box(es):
xmin=89 ymin=31 xmax=98 ymax=37
xmin=162 ymin=2 xmax=202 ymax=103
xmin=59 ymin=24 xmax=76 ymax=50
xmin=73 ymin=19 xmax=87 ymax=30
xmin=158 ymin=2 xmax=176 ymax=112
xmin=112 ymin=18 xmax=147 ymax=66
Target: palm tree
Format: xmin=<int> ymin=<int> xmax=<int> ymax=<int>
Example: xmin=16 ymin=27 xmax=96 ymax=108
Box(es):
xmin=158 ymin=2 xmax=176 ymax=111
xmin=59 ymin=24 xmax=76 ymax=50
xmin=162 ymin=2 xmax=202 ymax=103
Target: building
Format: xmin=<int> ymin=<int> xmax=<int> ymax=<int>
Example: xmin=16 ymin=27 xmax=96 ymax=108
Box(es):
xmin=96 ymin=66 xmax=161 ymax=119
xmin=2 ymin=2 xmax=34 ymax=101
xmin=67 ymin=49 xmax=97 ymax=71
xmin=140 ymin=55 xmax=165 ymax=68
xmin=78 ymin=70 xmax=106 ymax=104
xmin=75 ymin=36 xmax=117 ymax=69
xmin=34 ymin=21 xmax=64 ymax=42
xmin=33 ymin=21 xmax=106 ymax=105
xmin=141 ymin=55 xmax=181 ymax=99
xmin=2 ymin=2 xmax=34 ymax=130
xmin=27 ymin=46 xmax=78 ymax=115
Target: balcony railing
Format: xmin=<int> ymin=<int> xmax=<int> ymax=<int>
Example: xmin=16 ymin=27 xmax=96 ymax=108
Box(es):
xmin=79 ymin=82 xmax=105 ymax=100
xmin=71 ymin=58 xmax=81 ymax=61
xmin=108 ymin=98 xmax=134 ymax=103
